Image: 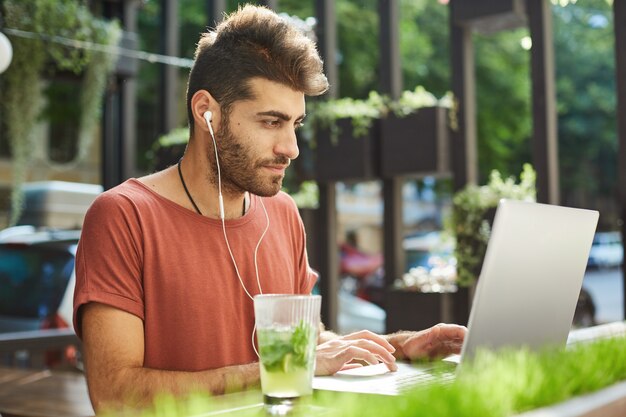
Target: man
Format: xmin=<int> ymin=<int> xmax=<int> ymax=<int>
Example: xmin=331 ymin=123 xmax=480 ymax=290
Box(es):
xmin=74 ymin=4 xmax=466 ymax=412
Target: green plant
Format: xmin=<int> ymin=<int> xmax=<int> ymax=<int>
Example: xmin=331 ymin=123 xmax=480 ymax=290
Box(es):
xmin=101 ymin=335 xmax=626 ymax=416
xmin=154 ymin=127 xmax=190 ymax=149
xmin=451 ymin=164 xmax=536 ymax=286
xmin=285 ymin=181 xmax=319 ymax=209
xmin=388 ymin=86 xmax=449 ymax=118
xmin=146 ymin=127 xmax=189 ymax=171
xmin=303 ymin=91 xmax=386 ymax=144
xmin=1 ymin=0 xmax=120 ymax=224
xmin=303 ymin=86 xmax=451 ymax=145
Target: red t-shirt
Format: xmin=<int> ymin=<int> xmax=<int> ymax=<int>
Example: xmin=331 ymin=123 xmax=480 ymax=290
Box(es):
xmin=73 ymin=179 xmax=317 ymax=371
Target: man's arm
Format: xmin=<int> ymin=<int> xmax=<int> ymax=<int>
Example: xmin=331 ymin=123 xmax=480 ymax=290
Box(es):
xmin=81 ymin=303 xmax=259 ymax=412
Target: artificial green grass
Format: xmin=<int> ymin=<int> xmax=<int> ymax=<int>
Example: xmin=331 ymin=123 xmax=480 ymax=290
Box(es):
xmin=322 ymin=336 xmax=626 ymax=417
xmin=112 ymin=336 xmax=626 ymax=417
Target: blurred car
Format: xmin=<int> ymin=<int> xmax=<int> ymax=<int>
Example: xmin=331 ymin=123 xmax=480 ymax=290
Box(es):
xmin=0 ymin=227 xmax=79 ymax=333
xmin=403 ymin=231 xmax=454 ymax=271
xmin=573 ymin=287 xmax=596 ymax=328
xmin=587 ymin=231 xmax=623 ymax=269
xmin=0 ymin=227 xmax=80 ymax=367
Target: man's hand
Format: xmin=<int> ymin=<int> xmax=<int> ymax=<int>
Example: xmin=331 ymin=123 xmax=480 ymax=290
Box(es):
xmin=315 ymin=330 xmax=398 ymax=376
xmin=389 ymin=323 xmax=467 ymax=361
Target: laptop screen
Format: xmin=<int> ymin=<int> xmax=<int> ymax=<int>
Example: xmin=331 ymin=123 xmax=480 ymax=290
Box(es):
xmin=460 ymin=199 xmax=599 ymax=360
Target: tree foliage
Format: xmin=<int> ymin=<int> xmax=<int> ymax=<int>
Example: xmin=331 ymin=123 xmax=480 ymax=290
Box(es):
xmin=134 ymin=0 xmax=618 ymax=226
xmin=553 ymin=1 xmax=616 ymax=225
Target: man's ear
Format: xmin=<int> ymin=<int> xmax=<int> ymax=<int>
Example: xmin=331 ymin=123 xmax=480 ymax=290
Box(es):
xmin=191 ymin=90 xmax=222 ymax=134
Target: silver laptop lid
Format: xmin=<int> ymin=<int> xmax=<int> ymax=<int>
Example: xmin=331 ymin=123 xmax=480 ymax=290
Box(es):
xmin=460 ymin=199 xmax=599 ymax=361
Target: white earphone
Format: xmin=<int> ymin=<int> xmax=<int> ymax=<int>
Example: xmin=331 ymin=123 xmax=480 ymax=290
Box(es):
xmin=203 ymin=111 xmax=224 ymax=220
xmin=202 ymin=109 xmax=270 ymax=357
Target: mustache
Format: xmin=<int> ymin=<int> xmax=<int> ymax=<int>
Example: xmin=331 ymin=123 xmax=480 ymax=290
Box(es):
xmin=256 ymin=156 xmax=291 ymax=168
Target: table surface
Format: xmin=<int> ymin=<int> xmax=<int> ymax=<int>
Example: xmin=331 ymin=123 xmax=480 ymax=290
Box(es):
xmin=0 ymin=367 xmax=94 ymax=417
xmin=0 ymin=321 xmax=624 ymax=417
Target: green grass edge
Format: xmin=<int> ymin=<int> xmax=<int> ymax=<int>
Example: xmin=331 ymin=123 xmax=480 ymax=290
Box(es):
xmin=115 ymin=336 xmax=626 ymax=417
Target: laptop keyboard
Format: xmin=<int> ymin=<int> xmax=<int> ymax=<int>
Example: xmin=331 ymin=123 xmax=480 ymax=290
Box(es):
xmin=394 ymin=370 xmax=455 ymax=391
xmin=313 ymin=362 xmax=457 ymax=396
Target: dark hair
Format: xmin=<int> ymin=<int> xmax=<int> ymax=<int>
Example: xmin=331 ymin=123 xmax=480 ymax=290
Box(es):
xmin=186 ymin=5 xmax=329 ymax=133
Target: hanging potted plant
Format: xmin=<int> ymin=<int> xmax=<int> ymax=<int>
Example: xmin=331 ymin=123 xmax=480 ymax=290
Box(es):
xmin=304 ymin=86 xmax=453 ymax=183
xmin=380 ymin=87 xmax=453 ymax=178
xmin=305 ymin=91 xmax=386 ymax=182
xmin=1 ymin=0 xmax=121 ymax=225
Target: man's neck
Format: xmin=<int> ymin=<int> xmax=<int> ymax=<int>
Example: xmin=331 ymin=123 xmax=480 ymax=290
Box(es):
xmin=178 ymin=143 xmax=248 ymax=220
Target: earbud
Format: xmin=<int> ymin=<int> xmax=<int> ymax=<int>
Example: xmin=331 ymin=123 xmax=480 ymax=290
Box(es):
xmin=203 ymin=110 xmax=217 ymax=150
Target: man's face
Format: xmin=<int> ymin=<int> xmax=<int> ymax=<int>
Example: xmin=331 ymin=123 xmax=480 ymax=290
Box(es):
xmin=210 ymin=78 xmax=305 ymax=197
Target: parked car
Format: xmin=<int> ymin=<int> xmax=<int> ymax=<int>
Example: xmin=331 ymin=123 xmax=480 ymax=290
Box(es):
xmin=0 ymin=227 xmax=80 ymax=367
xmin=0 ymin=227 xmax=79 ymax=333
xmin=587 ymin=231 xmax=623 ymax=269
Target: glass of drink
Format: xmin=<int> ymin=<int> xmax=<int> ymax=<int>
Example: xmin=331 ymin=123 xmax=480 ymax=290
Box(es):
xmin=254 ymin=294 xmax=321 ymax=415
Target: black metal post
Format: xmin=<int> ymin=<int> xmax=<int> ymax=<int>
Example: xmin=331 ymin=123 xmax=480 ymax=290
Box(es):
xmin=101 ymin=0 xmax=139 ymax=189
xmin=317 ymin=183 xmax=339 ymax=330
xmin=257 ymin=0 xmax=278 ymax=10
xmin=315 ymin=0 xmax=338 ymax=97
xmin=378 ymin=0 xmax=404 ymax=299
xmin=101 ymin=0 xmax=124 ymax=190
xmin=207 ymin=0 xmax=227 ymax=28
xmin=378 ymin=0 xmax=402 ymax=99
xmin=102 ymin=81 xmax=122 ymax=191
xmin=121 ymin=1 xmax=138 ymax=181
xmin=159 ymin=0 xmax=179 ymax=137
xmin=450 ymin=0 xmax=478 ymax=190
xmin=527 ymin=0 xmax=559 ymax=205
xmin=314 ymin=0 xmax=339 ymax=331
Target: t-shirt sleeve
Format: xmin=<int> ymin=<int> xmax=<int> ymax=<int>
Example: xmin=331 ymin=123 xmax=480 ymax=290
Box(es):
xmin=73 ymin=191 xmax=145 ymax=338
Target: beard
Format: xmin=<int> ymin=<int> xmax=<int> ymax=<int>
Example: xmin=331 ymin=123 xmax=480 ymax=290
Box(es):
xmin=207 ymin=115 xmax=290 ymax=197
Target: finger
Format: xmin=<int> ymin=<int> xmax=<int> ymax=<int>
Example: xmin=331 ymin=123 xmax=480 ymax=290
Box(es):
xmin=340 ymin=363 xmax=364 ymax=371
xmin=339 ymin=346 xmax=395 ymax=369
xmin=315 ymin=345 xmax=398 ymax=375
xmin=434 ymin=324 xmax=467 ymax=342
xmin=347 ymin=339 xmax=397 ymax=364
xmin=340 ymin=330 xmax=395 ymax=353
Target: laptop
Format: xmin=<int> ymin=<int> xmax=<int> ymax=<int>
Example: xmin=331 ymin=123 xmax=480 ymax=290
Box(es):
xmin=313 ymin=199 xmax=599 ymax=395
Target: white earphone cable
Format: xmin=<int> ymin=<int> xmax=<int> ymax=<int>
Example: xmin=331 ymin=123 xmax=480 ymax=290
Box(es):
xmin=204 ymin=111 xmax=267 ymax=358
xmin=253 ymin=198 xmax=270 ymax=295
